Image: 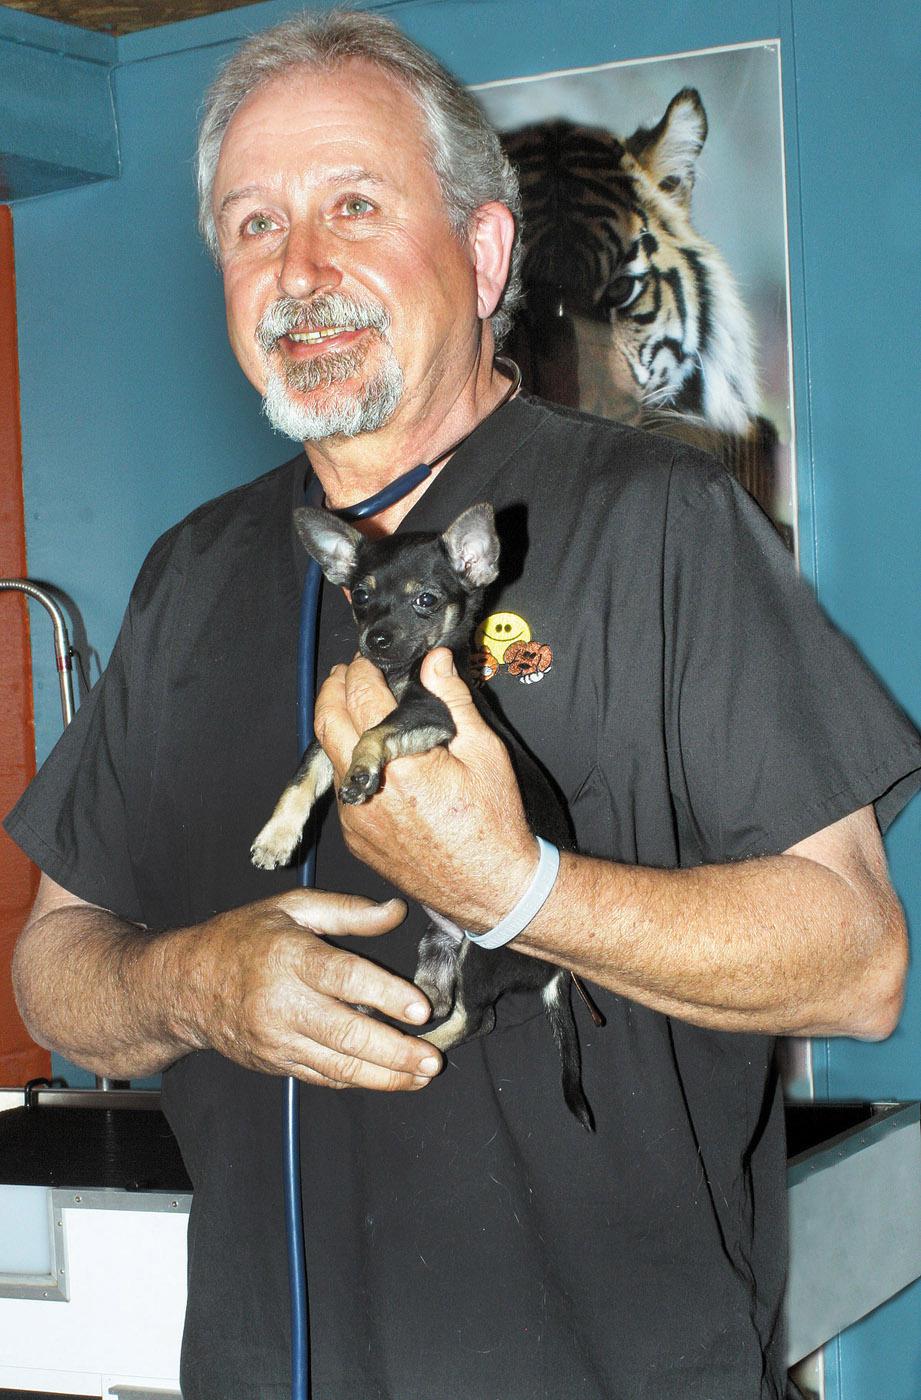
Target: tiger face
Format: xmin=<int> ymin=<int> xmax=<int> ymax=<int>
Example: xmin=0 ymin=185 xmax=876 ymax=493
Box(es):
xmin=503 ymin=89 xmax=759 ymax=435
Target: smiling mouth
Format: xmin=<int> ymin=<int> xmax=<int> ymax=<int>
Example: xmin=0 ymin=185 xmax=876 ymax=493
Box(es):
xmin=287 ymin=326 xmax=357 ymax=344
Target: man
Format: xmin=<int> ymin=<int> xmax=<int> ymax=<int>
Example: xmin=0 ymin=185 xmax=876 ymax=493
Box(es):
xmin=7 ymin=11 xmax=920 ymax=1399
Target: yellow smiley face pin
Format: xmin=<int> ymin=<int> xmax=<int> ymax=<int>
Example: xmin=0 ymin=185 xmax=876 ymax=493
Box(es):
xmin=475 ymin=611 xmax=532 ymax=664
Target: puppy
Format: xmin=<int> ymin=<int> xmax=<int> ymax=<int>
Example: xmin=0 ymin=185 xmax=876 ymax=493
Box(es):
xmin=252 ymin=502 xmax=596 ymax=1129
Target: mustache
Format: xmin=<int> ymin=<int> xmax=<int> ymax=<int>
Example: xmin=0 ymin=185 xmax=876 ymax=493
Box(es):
xmin=255 ymin=294 xmax=391 ymax=356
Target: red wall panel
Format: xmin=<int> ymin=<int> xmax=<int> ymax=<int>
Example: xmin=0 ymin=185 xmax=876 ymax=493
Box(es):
xmin=0 ymin=204 xmax=50 ymax=1084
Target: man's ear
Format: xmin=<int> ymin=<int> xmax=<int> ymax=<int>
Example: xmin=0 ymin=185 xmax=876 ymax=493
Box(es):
xmin=294 ymin=508 xmax=363 ymax=585
xmin=441 ymin=503 xmax=500 ymax=590
xmin=471 ymin=202 xmax=517 ymax=322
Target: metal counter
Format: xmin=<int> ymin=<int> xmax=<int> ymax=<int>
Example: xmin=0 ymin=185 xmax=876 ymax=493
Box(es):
xmin=0 ymin=1089 xmax=919 ymax=1397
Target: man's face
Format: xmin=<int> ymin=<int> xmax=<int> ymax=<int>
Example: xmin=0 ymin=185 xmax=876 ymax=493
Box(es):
xmin=212 ymin=61 xmax=483 ymax=442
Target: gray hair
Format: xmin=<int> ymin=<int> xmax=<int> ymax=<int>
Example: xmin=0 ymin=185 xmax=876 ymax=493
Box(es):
xmin=197 ymin=9 xmax=522 ymax=343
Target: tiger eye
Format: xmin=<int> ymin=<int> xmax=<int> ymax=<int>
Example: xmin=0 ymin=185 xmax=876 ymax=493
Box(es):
xmin=607 ymin=276 xmax=636 ymax=308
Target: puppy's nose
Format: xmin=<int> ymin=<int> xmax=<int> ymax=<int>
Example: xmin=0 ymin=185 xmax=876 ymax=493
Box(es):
xmin=367 ymin=629 xmax=392 ymax=652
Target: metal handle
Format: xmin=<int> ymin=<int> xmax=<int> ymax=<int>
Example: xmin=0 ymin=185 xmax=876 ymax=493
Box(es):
xmin=0 ymin=578 xmax=75 ymax=727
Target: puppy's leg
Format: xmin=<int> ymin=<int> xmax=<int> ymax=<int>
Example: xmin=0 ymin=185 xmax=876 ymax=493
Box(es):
xmin=251 ymin=742 xmax=334 ymax=869
xmin=418 ymin=939 xmax=498 ymax=1049
xmin=414 ymin=912 xmax=464 ymax=1018
xmin=339 ymin=714 xmax=454 ymax=805
xmin=420 ymin=998 xmax=497 ymax=1050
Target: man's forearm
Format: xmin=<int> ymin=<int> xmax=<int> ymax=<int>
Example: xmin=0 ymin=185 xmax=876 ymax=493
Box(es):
xmin=509 ymin=832 xmax=906 ymax=1040
xmin=318 ymin=658 xmax=909 ymax=1047
xmin=12 ymin=879 xmax=443 ymax=1090
xmin=12 ymin=907 xmax=201 ymax=1078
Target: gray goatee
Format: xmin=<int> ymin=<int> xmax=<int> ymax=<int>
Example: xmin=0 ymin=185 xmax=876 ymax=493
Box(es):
xmin=255 ymin=293 xmax=404 ymax=441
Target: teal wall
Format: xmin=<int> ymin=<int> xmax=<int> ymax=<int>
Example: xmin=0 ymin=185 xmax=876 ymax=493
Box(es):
xmin=0 ymin=8 xmax=117 ymax=195
xmin=778 ymin=8 xmax=921 ymax=1396
xmin=2 ymin=1 xmax=919 ymax=1393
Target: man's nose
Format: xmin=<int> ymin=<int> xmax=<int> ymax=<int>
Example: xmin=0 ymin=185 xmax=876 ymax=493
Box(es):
xmin=277 ymin=224 xmax=343 ymax=300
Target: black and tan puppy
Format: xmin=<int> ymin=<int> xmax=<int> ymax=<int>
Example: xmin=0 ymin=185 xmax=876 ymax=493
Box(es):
xmin=251 ymin=503 xmax=594 ymax=1129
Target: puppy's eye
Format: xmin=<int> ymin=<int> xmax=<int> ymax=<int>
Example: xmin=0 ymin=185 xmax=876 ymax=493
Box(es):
xmin=351 ymin=583 xmax=370 ymax=607
xmin=412 ymin=591 xmax=439 ymax=614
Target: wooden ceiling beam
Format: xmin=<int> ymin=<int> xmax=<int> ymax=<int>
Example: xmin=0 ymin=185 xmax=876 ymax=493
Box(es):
xmin=0 ymin=0 xmax=270 ymax=37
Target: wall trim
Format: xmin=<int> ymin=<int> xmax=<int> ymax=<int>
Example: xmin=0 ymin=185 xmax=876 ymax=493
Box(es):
xmin=0 ymin=204 xmax=48 ymax=1085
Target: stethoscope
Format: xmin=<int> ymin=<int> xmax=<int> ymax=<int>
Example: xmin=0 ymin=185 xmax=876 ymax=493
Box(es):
xmin=285 ymin=358 xmax=521 ymax=1400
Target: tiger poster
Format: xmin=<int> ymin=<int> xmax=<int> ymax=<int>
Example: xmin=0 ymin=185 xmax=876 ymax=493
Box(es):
xmin=475 ymin=41 xmax=795 ymax=546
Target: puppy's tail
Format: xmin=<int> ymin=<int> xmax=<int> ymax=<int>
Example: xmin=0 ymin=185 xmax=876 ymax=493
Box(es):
xmin=543 ymin=973 xmax=595 ymax=1132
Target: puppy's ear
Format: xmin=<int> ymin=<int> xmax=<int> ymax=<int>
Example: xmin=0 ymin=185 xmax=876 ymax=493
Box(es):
xmin=294 ymin=508 xmax=363 ymax=585
xmin=441 ymin=503 xmax=500 ymax=590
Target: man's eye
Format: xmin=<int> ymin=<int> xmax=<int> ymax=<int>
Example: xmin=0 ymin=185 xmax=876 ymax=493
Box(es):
xmin=243 ymin=214 xmax=278 ymax=236
xmin=342 ymin=197 xmax=374 ymax=217
xmin=413 ymin=591 xmax=439 ymax=613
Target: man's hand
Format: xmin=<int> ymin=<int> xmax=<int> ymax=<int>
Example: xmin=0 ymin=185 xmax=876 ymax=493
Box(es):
xmin=184 ymin=890 xmax=442 ymax=1089
xmin=14 ymin=877 xmax=443 ymax=1089
xmin=313 ymin=649 xmax=538 ymax=930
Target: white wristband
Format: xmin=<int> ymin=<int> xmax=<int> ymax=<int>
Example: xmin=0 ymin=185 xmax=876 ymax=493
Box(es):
xmin=465 ymin=838 xmax=561 ymax=950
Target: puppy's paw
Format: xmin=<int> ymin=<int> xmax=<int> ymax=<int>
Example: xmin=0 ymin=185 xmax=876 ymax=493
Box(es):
xmin=250 ymin=820 xmax=299 ymax=869
xmin=419 ymin=1005 xmax=469 ymax=1051
xmin=414 ymin=976 xmax=452 ymax=1019
xmin=339 ymin=765 xmax=382 ymax=805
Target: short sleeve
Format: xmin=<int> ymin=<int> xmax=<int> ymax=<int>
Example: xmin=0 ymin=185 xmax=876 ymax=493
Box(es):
xmin=663 ymin=463 xmax=921 ymax=863
xmin=4 ymin=611 xmax=146 ymax=921
xmin=0 ymin=511 xmax=192 ymax=925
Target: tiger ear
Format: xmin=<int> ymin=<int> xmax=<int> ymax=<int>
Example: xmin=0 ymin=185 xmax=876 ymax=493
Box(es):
xmin=626 ymin=88 xmax=708 ymax=209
